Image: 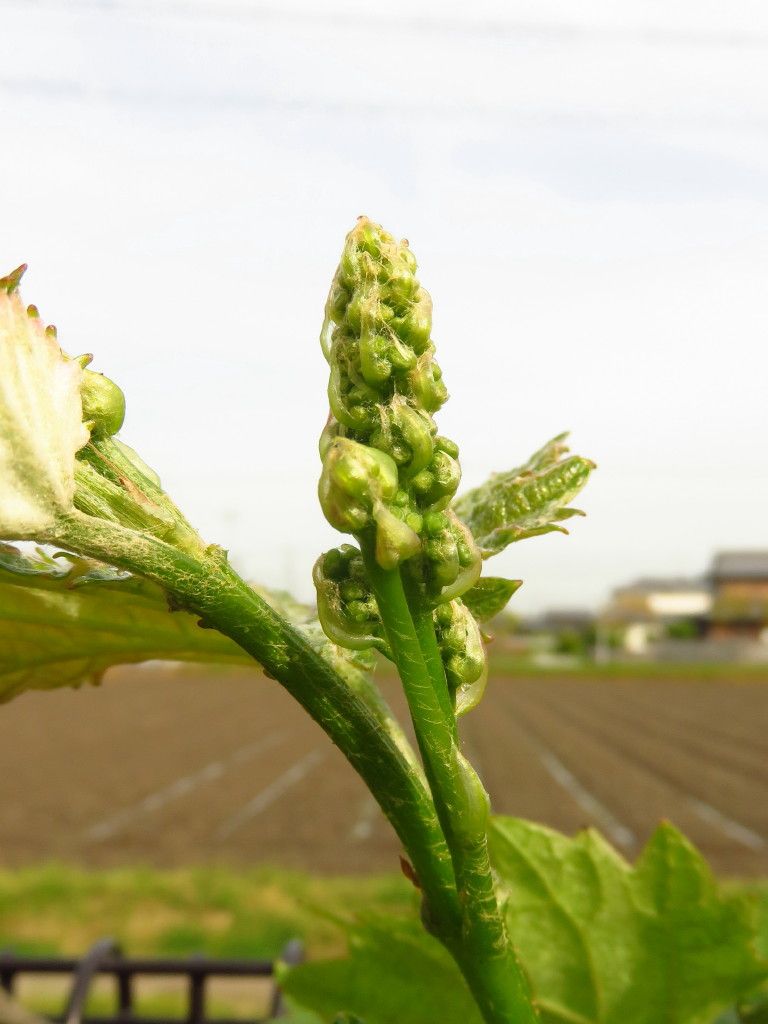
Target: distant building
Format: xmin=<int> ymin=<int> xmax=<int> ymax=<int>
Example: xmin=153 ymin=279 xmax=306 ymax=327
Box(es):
xmin=497 ymin=609 xmax=595 ymax=662
xmin=709 ymin=551 xmax=768 ymax=641
xmin=526 ymin=609 xmax=595 ymax=634
xmin=599 ymin=578 xmax=712 ymax=656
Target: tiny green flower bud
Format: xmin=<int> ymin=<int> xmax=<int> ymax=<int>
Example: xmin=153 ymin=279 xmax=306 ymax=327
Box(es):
xmin=434 ymin=599 xmax=488 ymax=718
xmin=318 ymin=437 xmax=399 ymax=535
xmin=383 ymin=265 xmax=419 ymax=311
xmin=387 ymin=335 xmax=417 ymax=374
xmin=434 ymin=518 xmax=482 ymax=604
xmin=457 ymin=537 xmax=475 ymax=567
xmin=340 ymin=580 xmax=366 ymax=602
xmin=408 ymin=352 xmax=448 ymax=413
xmin=424 ymin=510 xmax=449 ymax=536
xmin=326 ymin=280 xmax=350 ymax=322
xmin=371 ymin=398 xmax=434 ymax=478
xmin=328 ymin=365 xmax=377 ymax=431
xmin=435 ymin=435 xmax=459 ymax=459
xmin=359 ymin=330 xmax=393 ymax=386
xmin=404 ymin=510 xmax=423 ymax=534
xmin=393 ymin=291 xmax=432 ymax=355
xmin=373 ymin=503 xmax=421 ymax=571
xmin=345 ymin=599 xmax=371 ymax=623
xmin=424 ymin=534 xmax=460 ymax=589
xmin=313 ymin=549 xmax=388 ymax=654
xmin=321 ymin=544 xmax=348 ymax=580
xmin=343 ymin=291 xmax=365 ymax=333
xmin=356 ymin=218 xmax=387 ymax=258
xmin=400 ymin=244 xmax=417 ymax=274
xmin=410 ymin=469 xmax=434 ymax=496
xmin=80 ymin=367 xmax=126 ymax=436
xmin=413 ymin=449 xmax=461 ymax=511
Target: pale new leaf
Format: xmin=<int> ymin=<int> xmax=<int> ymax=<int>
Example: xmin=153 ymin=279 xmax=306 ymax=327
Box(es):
xmin=453 ymin=434 xmax=594 ymax=558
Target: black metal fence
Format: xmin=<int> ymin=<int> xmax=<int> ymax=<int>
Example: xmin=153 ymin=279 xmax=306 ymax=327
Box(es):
xmin=0 ymin=938 xmax=304 ymax=1024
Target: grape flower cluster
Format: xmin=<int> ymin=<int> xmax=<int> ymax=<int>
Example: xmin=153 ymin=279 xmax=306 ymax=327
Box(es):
xmin=315 ymin=218 xmax=486 ymax=713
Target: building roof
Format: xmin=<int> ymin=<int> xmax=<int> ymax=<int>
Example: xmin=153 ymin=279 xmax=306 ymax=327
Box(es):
xmin=613 ymin=577 xmax=707 ymax=596
xmin=711 ymin=551 xmax=768 ymax=580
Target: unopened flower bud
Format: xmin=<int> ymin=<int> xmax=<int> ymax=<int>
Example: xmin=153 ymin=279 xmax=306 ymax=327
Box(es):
xmin=313 ymin=546 xmax=388 ymax=654
xmin=319 ymin=437 xmax=398 ymax=534
xmin=392 ymin=291 xmax=432 ymax=355
xmin=408 ymin=352 xmax=448 ymax=413
xmin=370 ymin=398 xmax=434 ymax=478
xmin=414 ymin=449 xmax=461 ymax=511
xmin=80 ymin=366 xmax=126 ymax=436
xmin=434 ymin=599 xmax=487 ymax=717
xmin=373 ymin=503 xmax=421 ymax=571
xmin=328 ymin=364 xmax=378 ymax=431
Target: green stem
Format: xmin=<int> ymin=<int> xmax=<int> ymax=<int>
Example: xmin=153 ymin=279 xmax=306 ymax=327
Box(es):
xmin=408 ymin=593 xmax=457 ymax=740
xmin=51 ymin=511 xmax=462 ymax=946
xmin=360 ymin=537 xmax=538 ymax=1024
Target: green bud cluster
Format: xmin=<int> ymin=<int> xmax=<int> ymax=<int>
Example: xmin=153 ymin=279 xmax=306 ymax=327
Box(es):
xmin=422 ymin=509 xmax=481 ymax=604
xmin=433 ymin=599 xmax=487 ymax=717
xmin=318 ymin=437 xmax=421 ymax=571
xmin=313 ymin=544 xmax=389 ymax=655
xmin=318 ymin=218 xmax=480 ymax=591
xmin=316 ymin=218 xmax=487 ymax=697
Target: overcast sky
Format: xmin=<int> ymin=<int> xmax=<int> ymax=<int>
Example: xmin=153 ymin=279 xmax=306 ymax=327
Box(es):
xmin=2 ymin=0 xmax=767 ymax=611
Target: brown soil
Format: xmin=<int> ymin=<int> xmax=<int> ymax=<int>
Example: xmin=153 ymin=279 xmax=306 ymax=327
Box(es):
xmin=0 ymin=667 xmax=765 ymax=875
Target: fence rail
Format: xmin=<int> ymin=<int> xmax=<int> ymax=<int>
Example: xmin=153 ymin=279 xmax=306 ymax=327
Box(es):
xmin=0 ymin=938 xmax=304 ymax=1024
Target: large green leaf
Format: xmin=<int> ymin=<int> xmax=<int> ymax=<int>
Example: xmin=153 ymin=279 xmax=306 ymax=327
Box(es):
xmin=453 ymin=434 xmax=594 ymax=558
xmin=281 ymin=914 xmax=482 ymax=1024
xmin=490 ymin=818 xmax=767 ymax=1024
xmin=283 ymin=819 xmax=766 ymax=1024
xmin=0 ymin=544 xmax=373 ymax=703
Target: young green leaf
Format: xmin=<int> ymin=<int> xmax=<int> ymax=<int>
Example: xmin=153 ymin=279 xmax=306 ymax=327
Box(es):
xmin=0 ymin=268 xmax=89 ymax=539
xmin=283 ymin=820 xmax=766 ymax=1024
xmin=0 ymin=545 xmax=373 ymax=703
xmin=453 ymin=434 xmax=594 ymax=558
xmin=489 ymin=818 xmax=767 ymax=1024
xmin=461 ymin=577 xmax=523 ymax=623
xmin=281 ymin=915 xmax=483 ymax=1024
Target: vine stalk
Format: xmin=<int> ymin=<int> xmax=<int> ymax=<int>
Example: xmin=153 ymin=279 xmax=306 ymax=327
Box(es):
xmin=359 ymin=536 xmax=538 ymax=1024
xmin=49 ymin=511 xmax=463 ymax=951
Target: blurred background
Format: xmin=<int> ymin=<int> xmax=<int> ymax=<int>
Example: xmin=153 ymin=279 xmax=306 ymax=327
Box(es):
xmin=3 ymin=0 xmax=768 ymax=610
xmin=0 ymin=0 xmax=767 ymax=994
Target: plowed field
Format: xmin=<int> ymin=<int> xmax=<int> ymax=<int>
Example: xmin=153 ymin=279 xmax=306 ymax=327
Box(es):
xmin=1 ymin=667 xmax=766 ymax=875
